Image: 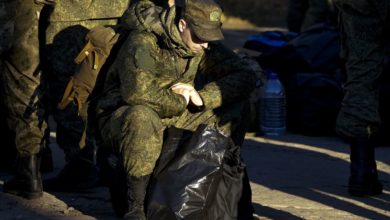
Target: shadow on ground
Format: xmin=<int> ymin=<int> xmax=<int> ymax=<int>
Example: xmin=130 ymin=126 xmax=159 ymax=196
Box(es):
xmin=242 ymin=134 xmax=390 ymax=220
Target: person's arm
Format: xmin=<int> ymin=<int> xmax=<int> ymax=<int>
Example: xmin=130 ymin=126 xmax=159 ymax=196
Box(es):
xmin=197 ymin=43 xmax=256 ymax=110
xmin=119 ymin=31 xmax=188 ymax=118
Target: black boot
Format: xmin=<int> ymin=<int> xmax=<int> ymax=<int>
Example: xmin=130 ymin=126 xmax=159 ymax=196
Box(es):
xmin=366 ymin=140 xmax=383 ymax=195
xmin=3 ymin=155 xmax=43 ymax=199
xmin=348 ymin=138 xmax=383 ymax=196
xmin=104 ymin=154 xmax=150 ymax=219
xmin=123 ymin=175 xmax=150 ymax=220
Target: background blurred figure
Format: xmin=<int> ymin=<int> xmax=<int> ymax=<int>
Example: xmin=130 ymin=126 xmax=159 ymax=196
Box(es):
xmin=334 ymin=0 xmax=388 ymax=196
xmin=0 ymin=0 xmax=53 ymax=199
xmin=287 ymin=0 xmax=338 ymax=32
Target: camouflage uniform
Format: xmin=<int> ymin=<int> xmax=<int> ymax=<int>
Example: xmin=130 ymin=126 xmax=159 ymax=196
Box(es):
xmin=44 ymin=0 xmax=130 ymax=161
xmin=0 ymin=0 xmax=54 ymax=199
xmin=0 ymin=0 xmax=47 ymax=157
xmin=96 ymin=5 xmax=256 ymax=177
xmin=334 ymin=0 xmax=387 ymax=197
xmin=287 ymin=0 xmax=337 ymax=32
xmin=335 ymin=0 xmax=390 ymax=139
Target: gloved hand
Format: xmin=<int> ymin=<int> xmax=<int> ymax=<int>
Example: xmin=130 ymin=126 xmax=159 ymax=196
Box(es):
xmin=170 ymin=83 xmax=203 ymax=106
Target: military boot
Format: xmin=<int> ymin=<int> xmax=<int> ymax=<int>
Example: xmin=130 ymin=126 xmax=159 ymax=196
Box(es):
xmin=366 ymin=139 xmax=383 ymax=195
xmin=3 ymin=154 xmax=43 ymax=199
xmin=123 ymin=175 xmax=150 ymax=220
xmin=348 ymin=138 xmax=383 ymax=196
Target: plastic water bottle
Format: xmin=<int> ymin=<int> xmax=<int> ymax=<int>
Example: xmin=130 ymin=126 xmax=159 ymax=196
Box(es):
xmin=259 ymin=71 xmax=286 ymax=136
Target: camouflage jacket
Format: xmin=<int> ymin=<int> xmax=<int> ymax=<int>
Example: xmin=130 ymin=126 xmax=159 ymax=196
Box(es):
xmin=96 ymin=3 xmax=256 ymax=119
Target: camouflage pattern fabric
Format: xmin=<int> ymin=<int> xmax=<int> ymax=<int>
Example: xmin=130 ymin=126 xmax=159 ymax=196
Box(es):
xmin=44 ymin=1 xmax=130 ymax=161
xmin=0 ymin=0 xmax=47 ymax=156
xmin=335 ymin=0 xmax=390 ymax=139
xmin=97 ymin=5 xmax=256 ymax=177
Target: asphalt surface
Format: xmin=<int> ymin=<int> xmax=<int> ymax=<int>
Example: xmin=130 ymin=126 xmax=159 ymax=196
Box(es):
xmin=245 ymin=133 xmax=390 ymax=220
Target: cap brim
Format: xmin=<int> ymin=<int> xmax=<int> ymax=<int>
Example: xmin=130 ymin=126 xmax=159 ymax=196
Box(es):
xmin=192 ymin=25 xmax=224 ymax=42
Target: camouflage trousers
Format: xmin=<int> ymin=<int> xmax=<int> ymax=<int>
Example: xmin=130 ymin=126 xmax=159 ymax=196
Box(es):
xmin=98 ymin=101 xmax=250 ymax=177
xmin=0 ymin=1 xmax=46 ymax=156
xmin=335 ymin=0 xmax=390 ymax=139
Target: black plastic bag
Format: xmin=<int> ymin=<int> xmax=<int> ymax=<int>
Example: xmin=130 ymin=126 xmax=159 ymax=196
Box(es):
xmin=146 ymin=124 xmax=253 ymax=220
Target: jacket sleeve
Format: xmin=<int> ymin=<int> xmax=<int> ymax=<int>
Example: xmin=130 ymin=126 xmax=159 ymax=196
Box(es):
xmin=118 ymin=31 xmax=187 ymax=118
xmin=197 ymin=42 xmax=256 ymax=110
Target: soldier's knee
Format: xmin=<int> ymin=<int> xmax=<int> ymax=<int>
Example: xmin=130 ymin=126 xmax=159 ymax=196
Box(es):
xmin=120 ymin=105 xmax=163 ymax=136
xmin=123 ymin=105 xmax=160 ymax=125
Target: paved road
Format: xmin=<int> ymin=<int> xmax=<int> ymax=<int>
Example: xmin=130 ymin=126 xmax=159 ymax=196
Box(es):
xmin=1 ymin=131 xmax=389 ymax=220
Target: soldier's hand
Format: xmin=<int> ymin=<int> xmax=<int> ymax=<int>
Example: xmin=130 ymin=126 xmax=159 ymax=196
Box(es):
xmin=170 ymin=83 xmax=203 ymax=106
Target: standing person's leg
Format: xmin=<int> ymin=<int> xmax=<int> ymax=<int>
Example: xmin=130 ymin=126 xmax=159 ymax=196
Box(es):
xmin=1 ymin=1 xmax=46 ymax=199
xmin=335 ymin=0 xmax=387 ymax=196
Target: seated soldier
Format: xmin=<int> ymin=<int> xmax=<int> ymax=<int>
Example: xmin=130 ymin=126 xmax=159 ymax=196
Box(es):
xmin=95 ymin=0 xmax=256 ymax=218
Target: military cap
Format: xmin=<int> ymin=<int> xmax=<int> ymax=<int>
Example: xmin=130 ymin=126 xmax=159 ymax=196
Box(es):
xmin=181 ymin=0 xmax=224 ymax=42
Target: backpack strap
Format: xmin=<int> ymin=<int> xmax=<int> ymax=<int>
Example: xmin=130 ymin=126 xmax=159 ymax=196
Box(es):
xmin=57 ymin=77 xmax=75 ymax=110
xmin=74 ymin=40 xmax=94 ymax=64
xmin=57 ymin=39 xmax=95 ymax=111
